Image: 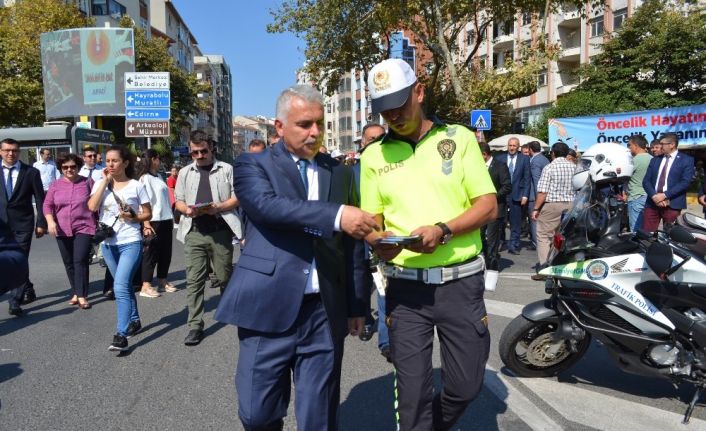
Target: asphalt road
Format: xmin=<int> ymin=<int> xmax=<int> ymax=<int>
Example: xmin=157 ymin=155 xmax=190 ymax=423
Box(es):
xmin=2 ymin=231 xmax=706 ymax=430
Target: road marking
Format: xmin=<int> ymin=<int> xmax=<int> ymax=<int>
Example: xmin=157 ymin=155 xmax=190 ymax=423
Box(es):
xmin=484 ymin=365 xmax=564 ymax=431
xmin=499 ymin=272 xmax=535 ymax=276
xmin=514 ymin=376 xmax=706 ymax=430
xmin=485 ymin=298 xmax=523 ymax=319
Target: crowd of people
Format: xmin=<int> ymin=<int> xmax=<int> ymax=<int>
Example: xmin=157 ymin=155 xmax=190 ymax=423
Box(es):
xmin=2 ymin=56 xmax=704 ymax=430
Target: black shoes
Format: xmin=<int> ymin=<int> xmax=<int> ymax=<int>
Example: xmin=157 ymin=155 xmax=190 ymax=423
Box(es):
xmin=8 ymin=305 xmax=23 ymax=316
xmin=22 ymin=289 xmax=37 ymax=305
xmin=126 ymin=320 xmax=142 ymax=338
xmin=184 ymin=329 xmax=204 ymax=346
xmin=508 ymin=248 xmax=520 ymax=255
xmin=531 ymin=273 xmax=546 ymax=281
xmin=109 ymin=334 xmax=128 ymax=352
xmin=380 ymin=346 xmax=392 ymax=363
xmin=103 ymin=289 xmax=115 ymax=300
xmin=359 ymin=324 xmax=374 ymax=342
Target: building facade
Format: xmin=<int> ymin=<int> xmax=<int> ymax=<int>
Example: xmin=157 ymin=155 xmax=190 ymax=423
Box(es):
xmin=194 ymin=54 xmax=233 ymax=160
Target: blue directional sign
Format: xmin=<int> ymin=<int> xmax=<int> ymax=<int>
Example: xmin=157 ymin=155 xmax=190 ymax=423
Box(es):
xmin=125 ymin=90 xmax=170 ymax=108
xmin=126 ymin=108 xmax=170 ymax=120
xmin=470 ymin=110 xmax=492 ymax=130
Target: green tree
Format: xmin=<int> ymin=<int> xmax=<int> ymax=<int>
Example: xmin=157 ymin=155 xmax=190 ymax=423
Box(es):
xmin=530 ymin=0 xmax=706 ymax=141
xmin=0 ymin=0 xmax=92 ymax=126
xmin=120 ymin=16 xmax=209 ymax=145
xmin=269 ymin=0 xmax=588 ymax=122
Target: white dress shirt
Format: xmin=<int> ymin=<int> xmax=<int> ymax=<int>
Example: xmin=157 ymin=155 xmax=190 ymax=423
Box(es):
xmin=290 ymin=154 xmax=344 ymax=294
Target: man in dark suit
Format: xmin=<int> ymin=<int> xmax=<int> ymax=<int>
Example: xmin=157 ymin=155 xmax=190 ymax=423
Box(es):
xmin=480 ymin=143 xmax=511 ymax=291
xmin=527 ymin=141 xmax=549 ymax=250
xmin=496 ymin=137 xmax=530 ymax=254
xmin=642 ymin=133 xmax=695 ymax=232
xmin=215 ymin=85 xmax=377 ymax=431
xmin=0 ymin=138 xmax=46 ymax=315
xmin=0 ymin=217 xmax=28 ymax=297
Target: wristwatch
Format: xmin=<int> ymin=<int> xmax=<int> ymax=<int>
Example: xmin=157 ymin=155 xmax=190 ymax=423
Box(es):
xmin=435 ymin=222 xmax=453 ymax=244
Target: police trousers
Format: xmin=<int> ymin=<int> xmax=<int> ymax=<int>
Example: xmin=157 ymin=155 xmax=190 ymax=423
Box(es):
xmin=386 ymin=272 xmax=490 ymax=431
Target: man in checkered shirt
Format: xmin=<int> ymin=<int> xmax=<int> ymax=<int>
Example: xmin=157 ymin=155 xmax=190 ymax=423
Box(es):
xmin=530 ymin=142 xmax=575 ymax=275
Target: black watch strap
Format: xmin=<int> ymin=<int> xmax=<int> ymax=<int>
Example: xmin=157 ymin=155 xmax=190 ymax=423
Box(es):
xmin=435 ymin=222 xmax=452 ymax=244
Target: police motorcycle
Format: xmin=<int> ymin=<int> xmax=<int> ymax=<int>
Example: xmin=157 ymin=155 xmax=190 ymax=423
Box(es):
xmin=498 ymin=143 xmax=706 ymax=424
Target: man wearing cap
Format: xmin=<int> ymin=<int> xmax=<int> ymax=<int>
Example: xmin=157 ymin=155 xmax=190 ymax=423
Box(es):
xmin=360 ymin=58 xmax=496 ymax=430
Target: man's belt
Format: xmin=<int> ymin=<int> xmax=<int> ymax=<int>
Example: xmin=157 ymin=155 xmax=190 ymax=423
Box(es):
xmin=382 ymin=256 xmax=485 ymax=285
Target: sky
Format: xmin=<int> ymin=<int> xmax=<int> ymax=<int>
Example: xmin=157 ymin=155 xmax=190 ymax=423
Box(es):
xmin=172 ymin=0 xmax=304 ymax=118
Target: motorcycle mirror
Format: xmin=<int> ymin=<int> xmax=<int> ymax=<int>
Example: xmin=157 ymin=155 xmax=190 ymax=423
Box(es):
xmin=669 ymin=225 xmax=697 ymax=244
xmin=645 ymin=242 xmax=673 ymax=276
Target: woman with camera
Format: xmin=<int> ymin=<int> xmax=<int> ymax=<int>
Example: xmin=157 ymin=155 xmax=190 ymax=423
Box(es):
xmin=88 ymin=145 xmax=151 ymax=352
xmin=43 ymin=153 xmax=96 ymax=309
xmin=135 ymin=149 xmax=175 ymax=298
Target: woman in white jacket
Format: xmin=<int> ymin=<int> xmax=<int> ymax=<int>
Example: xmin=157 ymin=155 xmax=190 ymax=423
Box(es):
xmin=135 ymin=149 xmax=176 ymax=298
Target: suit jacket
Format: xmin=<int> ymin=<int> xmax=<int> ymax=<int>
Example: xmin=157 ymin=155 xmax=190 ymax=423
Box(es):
xmin=529 ymin=153 xmax=550 ymax=201
xmin=642 ymin=151 xmax=695 ymax=210
xmin=488 ymin=159 xmax=511 ymax=216
xmin=497 ymin=152 xmax=530 ymax=201
xmin=215 ymin=142 xmax=368 ymax=340
xmin=0 ymin=162 xmax=47 ymax=232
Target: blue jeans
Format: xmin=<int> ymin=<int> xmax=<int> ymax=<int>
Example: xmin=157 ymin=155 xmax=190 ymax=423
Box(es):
xmin=628 ymin=196 xmax=647 ymax=232
xmin=102 ymin=241 xmax=142 ymax=337
xmin=377 ymin=291 xmax=389 ymax=350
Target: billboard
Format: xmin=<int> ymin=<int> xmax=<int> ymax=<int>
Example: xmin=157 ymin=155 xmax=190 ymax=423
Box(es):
xmin=549 ymin=104 xmax=706 ymax=151
xmin=40 ymin=28 xmax=135 ymax=119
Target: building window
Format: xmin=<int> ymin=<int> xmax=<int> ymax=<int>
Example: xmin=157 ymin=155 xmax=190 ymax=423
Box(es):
xmin=326 ymin=104 xmax=332 ymax=113
xmin=356 ymin=121 xmax=362 ymax=132
xmin=613 ymin=8 xmax=628 ymax=30
xmin=590 ymin=16 xmax=604 ymax=37
xmin=537 ymin=69 xmax=547 ymax=87
xmin=478 ymin=55 xmax=487 ymax=71
xmin=466 ymin=29 xmax=474 ymax=47
xmin=522 ymin=12 xmax=532 ymax=26
xmin=92 ymin=0 xmax=107 ymax=15
xmin=356 ymin=99 xmax=361 ymax=111
xmin=390 ymin=31 xmax=416 ymax=72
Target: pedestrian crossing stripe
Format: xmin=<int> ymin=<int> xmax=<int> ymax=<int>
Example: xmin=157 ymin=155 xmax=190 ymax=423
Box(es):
xmin=470 ymin=109 xmax=491 ymax=130
xmin=474 ymin=115 xmax=488 ymax=129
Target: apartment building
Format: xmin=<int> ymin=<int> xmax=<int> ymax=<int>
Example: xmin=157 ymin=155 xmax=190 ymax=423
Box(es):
xmin=232 ymin=116 xmax=275 ymax=155
xmin=462 ymin=0 xmax=643 ymax=128
xmin=194 ymin=54 xmax=233 ymax=160
xmin=150 ymin=0 xmax=196 ymax=72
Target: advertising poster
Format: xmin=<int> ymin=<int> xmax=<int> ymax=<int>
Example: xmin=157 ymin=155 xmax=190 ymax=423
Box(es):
xmin=40 ymin=28 xmax=135 ymax=118
xmin=549 ymin=104 xmax=706 ymax=151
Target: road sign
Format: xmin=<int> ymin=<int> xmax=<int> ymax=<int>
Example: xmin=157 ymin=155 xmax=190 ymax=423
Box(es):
xmin=125 ymin=120 xmax=170 ymax=137
xmin=471 ymin=110 xmax=492 ymax=130
xmin=126 ymin=108 xmax=170 ymax=120
xmin=125 ymin=72 xmax=170 ymax=90
xmin=125 ymin=90 xmax=170 ymax=108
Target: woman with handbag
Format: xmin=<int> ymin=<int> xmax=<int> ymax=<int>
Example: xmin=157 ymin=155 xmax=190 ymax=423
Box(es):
xmin=135 ymin=149 xmax=176 ymax=297
xmin=88 ymin=145 xmax=152 ymax=352
xmin=43 ymin=153 xmax=96 ymax=309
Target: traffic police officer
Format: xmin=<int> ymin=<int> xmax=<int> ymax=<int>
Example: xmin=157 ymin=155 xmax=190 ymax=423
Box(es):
xmin=360 ymin=58 xmax=497 ymax=430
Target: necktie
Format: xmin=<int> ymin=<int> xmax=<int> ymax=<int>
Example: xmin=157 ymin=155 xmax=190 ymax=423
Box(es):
xmin=656 ymin=155 xmax=671 ymax=193
xmin=509 ymin=156 xmax=515 ymax=181
xmin=297 ymin=159 xmax=309 ymax=194
xmin=5 ymin=166 xmax=13 ymax=199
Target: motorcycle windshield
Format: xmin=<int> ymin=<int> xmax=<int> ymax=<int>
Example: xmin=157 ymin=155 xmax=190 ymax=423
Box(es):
xmin=557 ymin=180 xmax=595 ymax=250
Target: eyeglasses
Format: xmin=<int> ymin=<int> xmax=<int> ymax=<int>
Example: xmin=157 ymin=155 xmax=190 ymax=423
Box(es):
xmin=84 ymin=154 xmax=97 ymax=158
xmin=191 ymin=149 xmax=210 ymax=156
xmin=61 ymin=165 xmax=78 ymax=171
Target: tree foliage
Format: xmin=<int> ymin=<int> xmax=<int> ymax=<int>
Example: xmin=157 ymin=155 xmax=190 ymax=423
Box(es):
xmin=529 ymin=0 xmax=706 ymax=141
xmin=0 ymin=0 xmax=92 ymax=126
xmin=269 ymin=0 xmax=589 ymax=122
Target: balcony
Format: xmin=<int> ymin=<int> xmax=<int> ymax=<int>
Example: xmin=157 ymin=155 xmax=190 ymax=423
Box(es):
xmin=559 ymin=46 xmax=580 ymax=62
xmin=493 ymin=34 xmax=514 ymax=50
xmin=558 ymin=5 xmax=581 ymax=27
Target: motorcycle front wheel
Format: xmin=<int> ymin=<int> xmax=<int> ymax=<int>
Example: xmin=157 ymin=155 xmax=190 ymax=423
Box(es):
xmin=499 ymin=315 xmax=591 ymax=378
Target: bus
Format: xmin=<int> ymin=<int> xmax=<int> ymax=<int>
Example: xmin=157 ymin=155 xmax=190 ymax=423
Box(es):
xmin=0 ymin=123 xmax=114 ymax=164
